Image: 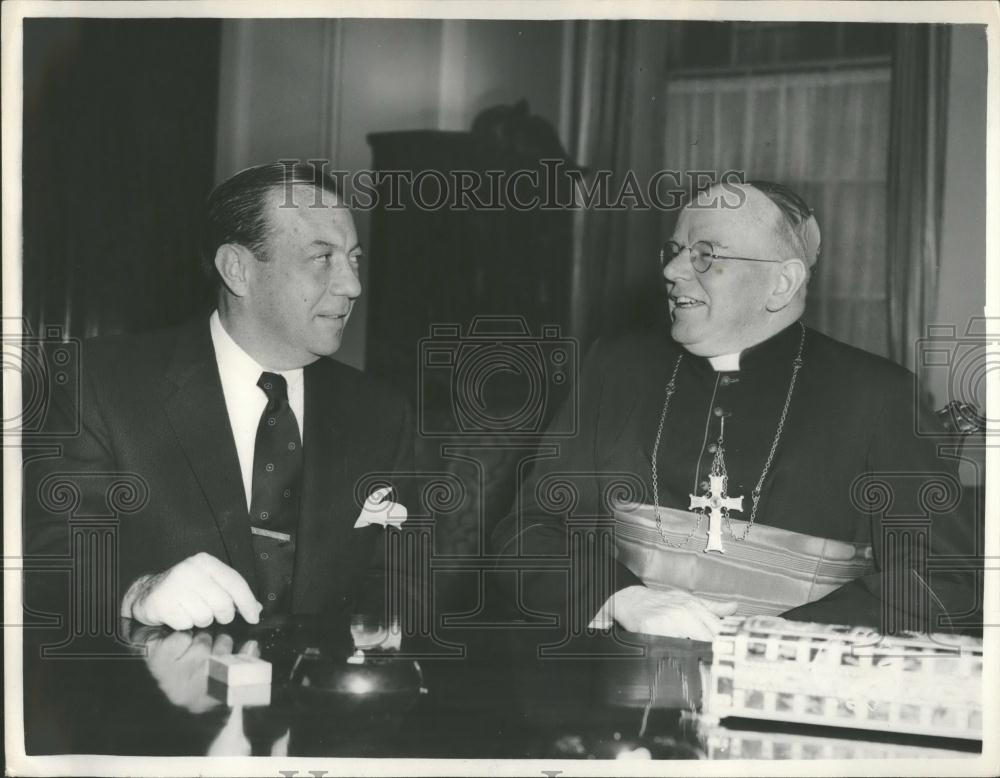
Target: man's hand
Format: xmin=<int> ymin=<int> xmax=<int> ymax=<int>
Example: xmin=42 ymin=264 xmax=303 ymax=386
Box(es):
xmin=142 ymin=630 xmax=233 ymax=714
xmin=121 ymin=552 xmax=262 ymax=630
xmin=590 ymin=585 xmax=738 ymax=642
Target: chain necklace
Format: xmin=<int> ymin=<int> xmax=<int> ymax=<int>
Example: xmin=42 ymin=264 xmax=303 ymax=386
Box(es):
xmin=650 ymin=321 xmax=806 ymax=547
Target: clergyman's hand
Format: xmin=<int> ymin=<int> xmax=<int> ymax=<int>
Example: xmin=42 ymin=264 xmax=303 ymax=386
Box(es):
xmin=590 ymin=586 xmax=738 ymax=642
xmin=121 ymin=552 xmax=263 ymax=630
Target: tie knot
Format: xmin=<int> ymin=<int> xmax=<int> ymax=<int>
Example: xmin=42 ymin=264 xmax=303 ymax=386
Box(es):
xmin=258 ymin=372 xmax=289 ymax=405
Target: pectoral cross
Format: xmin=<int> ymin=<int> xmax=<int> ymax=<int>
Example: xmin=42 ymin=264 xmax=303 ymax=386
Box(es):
xmin=689 ymin=473 xmax=743 ymax=553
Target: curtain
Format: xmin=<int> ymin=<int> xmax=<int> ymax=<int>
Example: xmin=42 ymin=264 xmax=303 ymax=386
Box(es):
xmin=886 ymin=25 xmax=950 ymax=372
xmin=663 ymin=66 xmax=893 ymax=359
xmin=563 ymin=21 xmax=673 ymax=348
xmin=22 ymin=19 xmax=221 ymax=341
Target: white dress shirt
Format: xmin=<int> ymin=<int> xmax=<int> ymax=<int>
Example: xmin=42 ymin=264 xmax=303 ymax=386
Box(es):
xmin=210 ymin=311 xmax=305 ymax=509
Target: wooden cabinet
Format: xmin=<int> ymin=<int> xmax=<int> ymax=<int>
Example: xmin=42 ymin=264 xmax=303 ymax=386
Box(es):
xmin=366 ymin=130 xmax=575 ymax=411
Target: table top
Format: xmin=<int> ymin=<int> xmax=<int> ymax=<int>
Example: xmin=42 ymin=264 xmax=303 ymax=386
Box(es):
xmin=21 ymin=615 xmax=981 ymax=760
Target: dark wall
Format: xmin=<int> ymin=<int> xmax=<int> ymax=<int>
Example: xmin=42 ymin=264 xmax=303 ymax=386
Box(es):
xmin=23 ymin=19 xmax=221 ymax=339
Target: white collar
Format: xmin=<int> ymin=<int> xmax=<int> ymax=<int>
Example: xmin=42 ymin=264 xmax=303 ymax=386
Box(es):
xmin=209 ymin=311 xmax=304 ymax=394
xmin=707 ymin=352 xmax=740 ymax=372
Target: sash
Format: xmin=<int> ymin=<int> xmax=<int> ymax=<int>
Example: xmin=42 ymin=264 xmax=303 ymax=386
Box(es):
xmin=612 ymin=502 xmax=875 ymax=617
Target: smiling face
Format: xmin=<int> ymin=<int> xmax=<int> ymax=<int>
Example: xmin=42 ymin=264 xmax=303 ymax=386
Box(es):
xmin=236 ymin=185 xmax=362 ymax=368
xmin=663 ymin=186 xmax=792 ymax=357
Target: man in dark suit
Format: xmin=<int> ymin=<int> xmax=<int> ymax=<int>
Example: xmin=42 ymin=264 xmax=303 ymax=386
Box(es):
xmin=25 ymin=162 xmax=413 ymax=631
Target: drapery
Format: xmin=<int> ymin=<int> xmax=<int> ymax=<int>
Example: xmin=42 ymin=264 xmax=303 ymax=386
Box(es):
xmin=886 ymin=25 xmax=950 ymax=372
xmin=22 ymin=19 xmax=220 ymax=341
xmin=663 ymin=66 xmax=893 ymax=359
xmin=563 ymin=21 xmax=673 ymax=348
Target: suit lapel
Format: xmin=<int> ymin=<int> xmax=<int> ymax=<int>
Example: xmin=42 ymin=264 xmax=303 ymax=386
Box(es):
xmin=292 ymin=359 xmax=357 ymax=610
xmin=163 ymin=318 xmax=257 ymax=588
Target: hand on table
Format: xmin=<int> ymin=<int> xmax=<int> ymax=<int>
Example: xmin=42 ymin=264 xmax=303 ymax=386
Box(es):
xmin=589 ymin=586 xmax=738 ymax=642
xmin=122 ymin=552 xmax=262 ymax=630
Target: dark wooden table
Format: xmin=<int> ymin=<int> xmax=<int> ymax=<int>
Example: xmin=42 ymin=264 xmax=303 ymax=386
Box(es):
xmin=21 ymin=615 xmax=981 ymax=760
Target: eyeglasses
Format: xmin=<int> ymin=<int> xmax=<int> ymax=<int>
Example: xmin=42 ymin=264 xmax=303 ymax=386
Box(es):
xmin=660 ymin=240 xmax=782 ymax=274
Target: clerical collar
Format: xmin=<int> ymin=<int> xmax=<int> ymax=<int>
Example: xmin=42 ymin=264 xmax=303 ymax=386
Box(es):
xmin=708 ymin=353 xmax=740 ymax=372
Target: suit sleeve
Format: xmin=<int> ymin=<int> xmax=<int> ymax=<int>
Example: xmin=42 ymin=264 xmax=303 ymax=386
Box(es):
xmin=490 ymin=339 xmax=641 ymax=630
xmin=782 ymin=370 xmax=980 ymax=634
xmin=22 ymin=343 xmax=146 ymax=621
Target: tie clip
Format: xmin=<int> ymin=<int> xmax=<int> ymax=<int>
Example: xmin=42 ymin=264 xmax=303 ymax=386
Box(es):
xmin=251 ymin=527 xmax=291 ymax=542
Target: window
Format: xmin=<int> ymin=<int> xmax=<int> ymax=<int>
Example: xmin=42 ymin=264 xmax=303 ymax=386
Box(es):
xmin=663 ymin=23 xmax=893 ymax=357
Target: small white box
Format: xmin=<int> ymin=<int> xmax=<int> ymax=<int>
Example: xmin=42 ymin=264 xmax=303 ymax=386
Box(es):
xmin=208 ymin=677 xmax=272 ymax=707
xmin=208 ymin=654 xmax=272 ymax=686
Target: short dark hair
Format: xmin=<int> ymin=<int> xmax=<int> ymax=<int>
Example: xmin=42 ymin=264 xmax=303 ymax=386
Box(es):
xmin=200 ymin=161 xmax=340 ymax=285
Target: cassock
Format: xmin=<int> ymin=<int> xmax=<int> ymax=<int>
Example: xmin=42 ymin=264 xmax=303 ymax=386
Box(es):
xmin=491 ymin=320 xmax=979 ymax=633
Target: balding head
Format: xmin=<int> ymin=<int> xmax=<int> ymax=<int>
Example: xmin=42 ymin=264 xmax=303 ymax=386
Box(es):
xmin=691 ymin=181 xmax=820 ymax=270
xmin=662 ymin=181 xmax=818 ymax=356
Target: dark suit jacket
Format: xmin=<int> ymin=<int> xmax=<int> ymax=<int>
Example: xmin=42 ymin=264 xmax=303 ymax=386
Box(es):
xmin=24 ymin=315 xmax=414 ymax=618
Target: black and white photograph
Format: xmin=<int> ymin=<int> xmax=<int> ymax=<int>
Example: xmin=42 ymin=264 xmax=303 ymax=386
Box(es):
xmin=3 ymin=1 xmax=997 ymax=775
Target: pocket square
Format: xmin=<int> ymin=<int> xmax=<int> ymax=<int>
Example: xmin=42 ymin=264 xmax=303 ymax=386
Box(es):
xmin=354 ymin=486 xmax=408 ymax=529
